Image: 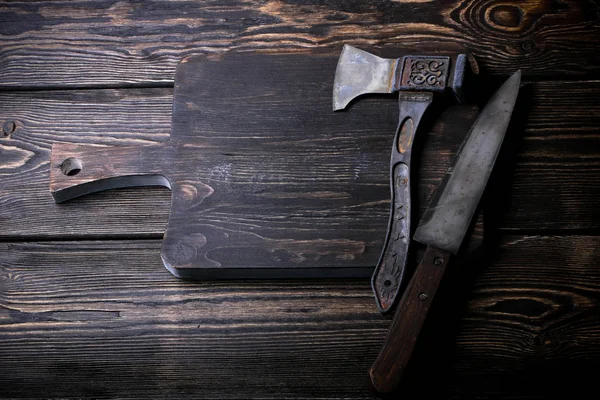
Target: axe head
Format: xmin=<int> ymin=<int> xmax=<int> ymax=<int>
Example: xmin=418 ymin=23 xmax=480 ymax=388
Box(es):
xmin=333 ymin=45 xmax=398 ymax=111
xmin=333 ymin=44 xmax=470 ymax=111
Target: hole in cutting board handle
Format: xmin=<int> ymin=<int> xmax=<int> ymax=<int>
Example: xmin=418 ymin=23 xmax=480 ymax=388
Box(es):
xmin=60 ymin=157 xmax=82 ymax=176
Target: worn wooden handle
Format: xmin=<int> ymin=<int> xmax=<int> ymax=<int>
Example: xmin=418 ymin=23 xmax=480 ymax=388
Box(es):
xmin=370 ymin=245 xmax=452 ymax=393
xmin=372 ymin=92 xmax=434 ymax=313
xmin=50 ymin=143 xmax=171 ymax=203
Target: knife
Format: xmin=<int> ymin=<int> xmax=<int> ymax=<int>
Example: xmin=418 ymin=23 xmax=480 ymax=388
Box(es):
xmin=369 ymin=70 xmax=522 ymax=393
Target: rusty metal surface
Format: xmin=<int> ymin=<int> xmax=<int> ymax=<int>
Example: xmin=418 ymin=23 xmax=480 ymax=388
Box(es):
xmin=397 ymin=56 xmax=450 ymax=91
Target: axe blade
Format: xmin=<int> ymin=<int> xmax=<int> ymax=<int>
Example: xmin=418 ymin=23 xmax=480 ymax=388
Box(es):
xmin=333 ymin=45 xmax=398 ymax=111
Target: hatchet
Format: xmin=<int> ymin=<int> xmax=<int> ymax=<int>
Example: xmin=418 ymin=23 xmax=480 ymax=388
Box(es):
xmin=333 ymin=45 xmax=472 ymax=313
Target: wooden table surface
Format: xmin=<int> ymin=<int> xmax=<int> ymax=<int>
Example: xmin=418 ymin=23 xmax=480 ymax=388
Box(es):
xmin=1 ymin=1 xmax=599 ymax=399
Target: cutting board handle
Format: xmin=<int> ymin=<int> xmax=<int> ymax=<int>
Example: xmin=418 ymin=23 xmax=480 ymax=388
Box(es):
xmin=50 ymin=142 xmax=219 ymax=274
xmin=50 ymin=143 xmax=171 ymax=203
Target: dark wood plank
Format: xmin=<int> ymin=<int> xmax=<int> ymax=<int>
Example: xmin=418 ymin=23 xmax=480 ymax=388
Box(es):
xmin=0 ymin=0 xmax=598 ymax=88
xmin=499 ymin=80 xmax=600 ymax=232
xmin=443 ymin=234 xmax=600 ymax=399
xmin=1 ymin=79 xmax=598 ymax=240
xmin=1 ymin=235 xmax=598 ymax=398
xmin=0 ymin=240 xmax=385 ymax=399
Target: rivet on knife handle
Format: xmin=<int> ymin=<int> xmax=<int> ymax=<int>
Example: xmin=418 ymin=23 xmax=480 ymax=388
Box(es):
xmin=370 ymin=245 xmax=451 ymax=392
xmin=372 ymin=92 xmax=433 ymax=313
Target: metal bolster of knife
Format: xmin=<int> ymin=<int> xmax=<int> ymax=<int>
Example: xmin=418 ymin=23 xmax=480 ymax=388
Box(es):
xmin=372 ymin=52 xmax=472 ymax=313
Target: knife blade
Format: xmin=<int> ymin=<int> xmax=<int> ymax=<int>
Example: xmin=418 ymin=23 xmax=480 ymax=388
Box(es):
xmin=368 ymin=70 xmax=521 ymax=393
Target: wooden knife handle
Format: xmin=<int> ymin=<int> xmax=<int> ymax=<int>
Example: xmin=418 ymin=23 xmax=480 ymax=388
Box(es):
xmin=369 ymin=245 xmax=452 ymax=393
xmin=372 ymin=92 xmax=434 ymax=313
xmin=50 ymin=143 xmax=171 ymax=203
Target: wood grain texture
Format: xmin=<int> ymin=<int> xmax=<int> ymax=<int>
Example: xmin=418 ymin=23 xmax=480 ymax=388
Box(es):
xmin=0 ymin=1 xmax=597 ymax=398
xmin=445 ymin=234 xmax=600 ymax=399
xmin=0 ymin=240 xmax=385 ymax=399
xmin=0 ymin=88 xmax=174 ymax=239
xmin=1 ymin=235 xmax=598 ymax=398
xmin=0 ymin=0 xmax=598 ymax=88
xmin=1 ymin=79 xmax=598 ymax=240
xmin=45 ymin=52 xmax=482 ymax=279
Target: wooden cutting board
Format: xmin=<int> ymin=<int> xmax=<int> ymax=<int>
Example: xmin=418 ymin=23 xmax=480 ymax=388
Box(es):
xmin=50 ymin=50 xmax=480 ymax=279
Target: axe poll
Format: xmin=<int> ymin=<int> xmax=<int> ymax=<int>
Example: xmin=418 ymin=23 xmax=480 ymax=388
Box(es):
xmin=333 ymin=45 xmax=473 ymax=313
